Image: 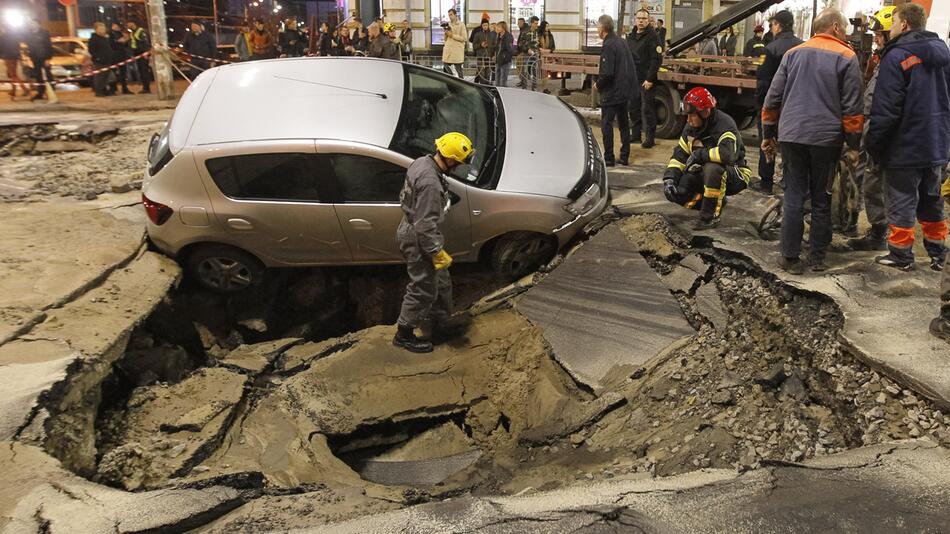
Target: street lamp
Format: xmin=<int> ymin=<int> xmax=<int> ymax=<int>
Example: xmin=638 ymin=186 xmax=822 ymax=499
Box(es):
xmin=3 ymin=8 xmax=27 ymax=28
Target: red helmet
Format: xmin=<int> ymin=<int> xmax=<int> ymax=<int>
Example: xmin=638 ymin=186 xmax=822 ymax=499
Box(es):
xmin=683 ymin=87 xmax=717 ymax=114
xmin=754 ymin=24 xmax=765 ymax=33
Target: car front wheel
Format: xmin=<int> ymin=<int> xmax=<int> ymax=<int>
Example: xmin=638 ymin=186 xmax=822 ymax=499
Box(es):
xmin=186 ymin=244 xmax=265 ymax=294
xmin=490 ymin=232 xmax=556 ymax=281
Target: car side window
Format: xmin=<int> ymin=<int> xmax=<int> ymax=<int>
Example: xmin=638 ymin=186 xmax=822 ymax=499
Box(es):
xmin=328 ymin=154 xmax=406 ymax=203
xmin=206 ymin=153 xmax=321 ymax=202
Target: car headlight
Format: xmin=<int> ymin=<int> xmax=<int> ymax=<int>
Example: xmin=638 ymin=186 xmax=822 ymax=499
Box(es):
xmin=563 ymin=183 xmax=601 ymax=217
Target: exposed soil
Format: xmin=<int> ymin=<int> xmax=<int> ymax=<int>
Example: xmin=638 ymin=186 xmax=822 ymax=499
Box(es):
xmin=31 ymin=214 xmax=950 ymax=532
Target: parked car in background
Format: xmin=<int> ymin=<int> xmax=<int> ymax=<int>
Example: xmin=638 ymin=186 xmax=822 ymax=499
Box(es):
xmin=143 ymin=57 xmax=608 ymax=292
xmin=50 ymin=36 xmax=90 ymax=85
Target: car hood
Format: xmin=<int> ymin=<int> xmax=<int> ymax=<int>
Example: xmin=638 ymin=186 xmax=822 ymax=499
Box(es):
xmin=494 ymin=88 xmax=586 ymax=198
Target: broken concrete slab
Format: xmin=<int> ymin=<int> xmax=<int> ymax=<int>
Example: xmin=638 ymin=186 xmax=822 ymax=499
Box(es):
xmin=610 ymin=166 xmax=950 ymax=411
xmin=219 ymin=337 xmax=302 ymax=374
xmin=299 ymin=440 xmax=950 ymax=534
xmin=0 ymin=200 xmax=147 ymax=345
xmin=661 ymin=265 xmax=701 ymax=293
xmin=695 ymin=283 xmax=728 ymax=330
xmin=520 ymin=391 xmax=625 ymax=445
xmin=517 ymin=225 xmax=694 ymax=393
xmin=0 ymin=442 xmax=242 ymax=534
xmin=32 ymin=140 xmax=97 ymax=153
xmin=97 ymin=367 xmax=247 ymax=489
xmin=0 ymin=251 xmax=180 ymax=448
xmin=360 ymin=450 xmax=483 ymax=487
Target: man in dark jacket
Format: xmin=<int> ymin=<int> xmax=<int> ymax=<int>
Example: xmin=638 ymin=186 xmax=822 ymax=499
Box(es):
xmin=89 ymin=22 xmax=114 ymax=97
xmin=762 ymin=8 xmax=864 ymax=274
xmin=752 ymin=10 xmax=802 ymax=193
xmin=626 ymin=8 xmax=662 ymax=148
xmin=867 ymin=3 xmax=950 ymax=273
xmin=595 ymin=15 xmax=638 ymax=167
xmin=25 ymin=18 xmax=53 ymax=102
xmin=183 ymin=22 xmax=217 ymax=76
xmin=109 ymin=22 xmax=131 ymax=94
xmin=718 ymin=27 xmax=737 ymax=56
xmin=494 ymin=21 xmax=514 ymax=87
xmin=278 ymin=19 xmax=305 ymax=57
xmin=366 ymin=23 xmax=398 ymax=60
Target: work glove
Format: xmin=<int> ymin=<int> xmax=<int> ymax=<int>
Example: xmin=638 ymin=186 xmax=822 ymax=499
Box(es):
xmin=941 ymin=174 xmax=950 ymax=201
xmin=684 ymin=151 xmax=703 ymax=174
xmin=432 ymin=249 xmax=453 ymax=271
xmin=663 ymin=179 xmax=678 ymax=202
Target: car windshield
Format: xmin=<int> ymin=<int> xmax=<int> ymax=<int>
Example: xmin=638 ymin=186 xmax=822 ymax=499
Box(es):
xmin=390 ymin=64 xmax=498 ymax=188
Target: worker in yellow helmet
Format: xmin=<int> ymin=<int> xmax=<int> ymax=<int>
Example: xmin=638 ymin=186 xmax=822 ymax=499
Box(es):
xmin=394 ymin=132 xmax=474 ymax=353
xmin=847 ymin=5 xmax=897 ymax=252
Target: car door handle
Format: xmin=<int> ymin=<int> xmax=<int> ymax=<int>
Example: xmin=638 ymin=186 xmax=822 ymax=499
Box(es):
xmin=348 ymin=218 xmax=373 ymax=230
xmin=227 ymin=218 xmax=254 ymax=230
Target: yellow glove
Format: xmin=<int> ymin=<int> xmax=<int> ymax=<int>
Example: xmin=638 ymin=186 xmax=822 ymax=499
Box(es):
xmin=941 ymin=174 xmax=950 ymax=200
xmin=432 ymin=249 xmax=453 ymax=271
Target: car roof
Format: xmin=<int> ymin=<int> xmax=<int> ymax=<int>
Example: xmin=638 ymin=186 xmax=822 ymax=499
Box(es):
xmin=178 ymin=57 xmax=406 ymax=150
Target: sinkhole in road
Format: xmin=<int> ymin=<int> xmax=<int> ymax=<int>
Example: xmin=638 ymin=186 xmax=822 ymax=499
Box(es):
xmin=36 ymin=215 xmax=948 ymax=519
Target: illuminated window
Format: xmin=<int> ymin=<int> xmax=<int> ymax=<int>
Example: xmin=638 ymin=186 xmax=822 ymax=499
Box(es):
xmin=584 ymin=0 xmax=618 ymax=47
xmin=430 ymin=0 xmax=465 ymax=45
xmin=509 ymin=0 xmax=545 ymax=42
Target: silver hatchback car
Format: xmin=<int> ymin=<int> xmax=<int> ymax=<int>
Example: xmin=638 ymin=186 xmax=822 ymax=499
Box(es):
xmin=143 ymin=57 xmax=608 ymax=292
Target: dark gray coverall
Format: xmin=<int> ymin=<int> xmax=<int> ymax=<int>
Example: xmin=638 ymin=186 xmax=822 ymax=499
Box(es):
xmin=396 ymin=156 xmax=453 ymax=328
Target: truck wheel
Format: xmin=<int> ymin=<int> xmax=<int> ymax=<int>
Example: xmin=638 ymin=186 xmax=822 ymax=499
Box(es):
xmin=654 ymin=84 xmax=686 ymax=139
xmin=490 ymin=232 xmax=556 ymax=281
xmin=186 ymin=244 xmax=265 ymax=294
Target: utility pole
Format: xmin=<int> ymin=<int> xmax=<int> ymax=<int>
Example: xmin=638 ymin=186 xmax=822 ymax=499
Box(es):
xmin=146 ymin=0 xmax=176 ymax=100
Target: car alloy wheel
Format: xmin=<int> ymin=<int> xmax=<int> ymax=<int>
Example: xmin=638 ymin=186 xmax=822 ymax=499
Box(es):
xmin=196 ymin=256 xmax=254 ymax=292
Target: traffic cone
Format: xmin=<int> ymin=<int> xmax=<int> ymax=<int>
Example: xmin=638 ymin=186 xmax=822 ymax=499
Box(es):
xmin=45 ymin=82 xmax=58 ymax=104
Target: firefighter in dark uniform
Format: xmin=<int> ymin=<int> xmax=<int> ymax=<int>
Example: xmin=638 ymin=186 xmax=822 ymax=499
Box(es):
xmin=393 ymin=132 xmax=474 ymax=354
xmin=663 ymin=87 xmax=753 ymax=230
xmin=626 ymin=8 xmax=663 ymax=148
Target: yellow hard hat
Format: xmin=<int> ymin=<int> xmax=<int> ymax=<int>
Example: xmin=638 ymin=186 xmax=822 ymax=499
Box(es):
xmin=383 ymin=22 xmax=396 ymax=33
xmin=435 ymin=132 xmax=474 ymax=164
xmin=870 ymin=6 xmax=896 ymax=33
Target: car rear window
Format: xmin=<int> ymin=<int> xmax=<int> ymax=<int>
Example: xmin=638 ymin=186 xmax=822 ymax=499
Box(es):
xmin=205 ymin=153 xmax=321 ymax=202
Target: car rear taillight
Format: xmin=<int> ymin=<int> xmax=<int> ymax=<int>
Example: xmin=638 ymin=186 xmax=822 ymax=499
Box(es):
xmin=142 ymin=193 xmax=173 ymax=225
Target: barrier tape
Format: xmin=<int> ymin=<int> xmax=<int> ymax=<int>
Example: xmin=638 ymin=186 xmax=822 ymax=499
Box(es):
xmin=4 ymin=50 xmax=153 ymax=87
xmin=171 ymin=49 xmax=232 ymax=65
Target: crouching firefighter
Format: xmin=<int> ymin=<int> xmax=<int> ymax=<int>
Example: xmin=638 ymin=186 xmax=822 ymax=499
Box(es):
xmin=393 ymin=132 xmax=475 ymax=353
xmin=663 ymin=87 xmax=753 ymax=230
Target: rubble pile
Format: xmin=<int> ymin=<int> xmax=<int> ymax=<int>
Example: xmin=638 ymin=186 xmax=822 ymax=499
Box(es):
xmin=0 ymin=121 xmax=150 ymax=200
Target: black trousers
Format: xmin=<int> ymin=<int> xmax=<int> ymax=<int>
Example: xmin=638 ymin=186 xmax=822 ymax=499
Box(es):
xmin=670 ymin=163 xmax=749 ymax=218
xmin=601 ymin=102 xmax=630 ymax=163
xmin=30 ymin=56 xmax=52 ymax=98
xmin=630 ymin=84 xmax=656 ymax=141
xmin=780 ymin=142 xmax=839 ymax=259
xmin=136 ymin=55 xmax=152 ymax=91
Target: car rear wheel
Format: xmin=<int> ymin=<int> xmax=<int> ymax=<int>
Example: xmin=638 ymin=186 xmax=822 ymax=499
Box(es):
xmin=490 ymin=232 xmax=556 ymax=281
xmin=654 ymin=84 xmax=687 ymax=140
xmin=186 ymin=244 xmax=264 ymax=294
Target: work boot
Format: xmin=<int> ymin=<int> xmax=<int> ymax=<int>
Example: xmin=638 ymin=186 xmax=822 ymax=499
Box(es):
xmin=392 ymin=325 xmax=433 ymax=353
xmin=693 ymin=216 xmax=720 ymax=231
xmin=778 ymin=256 xmax=805 ymax=275
xmin=931 ymin=257 xmax=945 ymax=272
xmin=619 ymin=158 xmax=630 ymax=166
xmin=806 ymin=252 xmax=828 ymax=272
xmin=848 ymin=227 xmax=887 ymax=251
xmin=641 ymin=138 xmax=655 ymax=149
xmin=875 ymin=253 xmax=916 ymax=272
xmin=605 ymin=160 xmax=616 ymax=168
xmin=930 ymin=316 xmax=950 ymax=342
